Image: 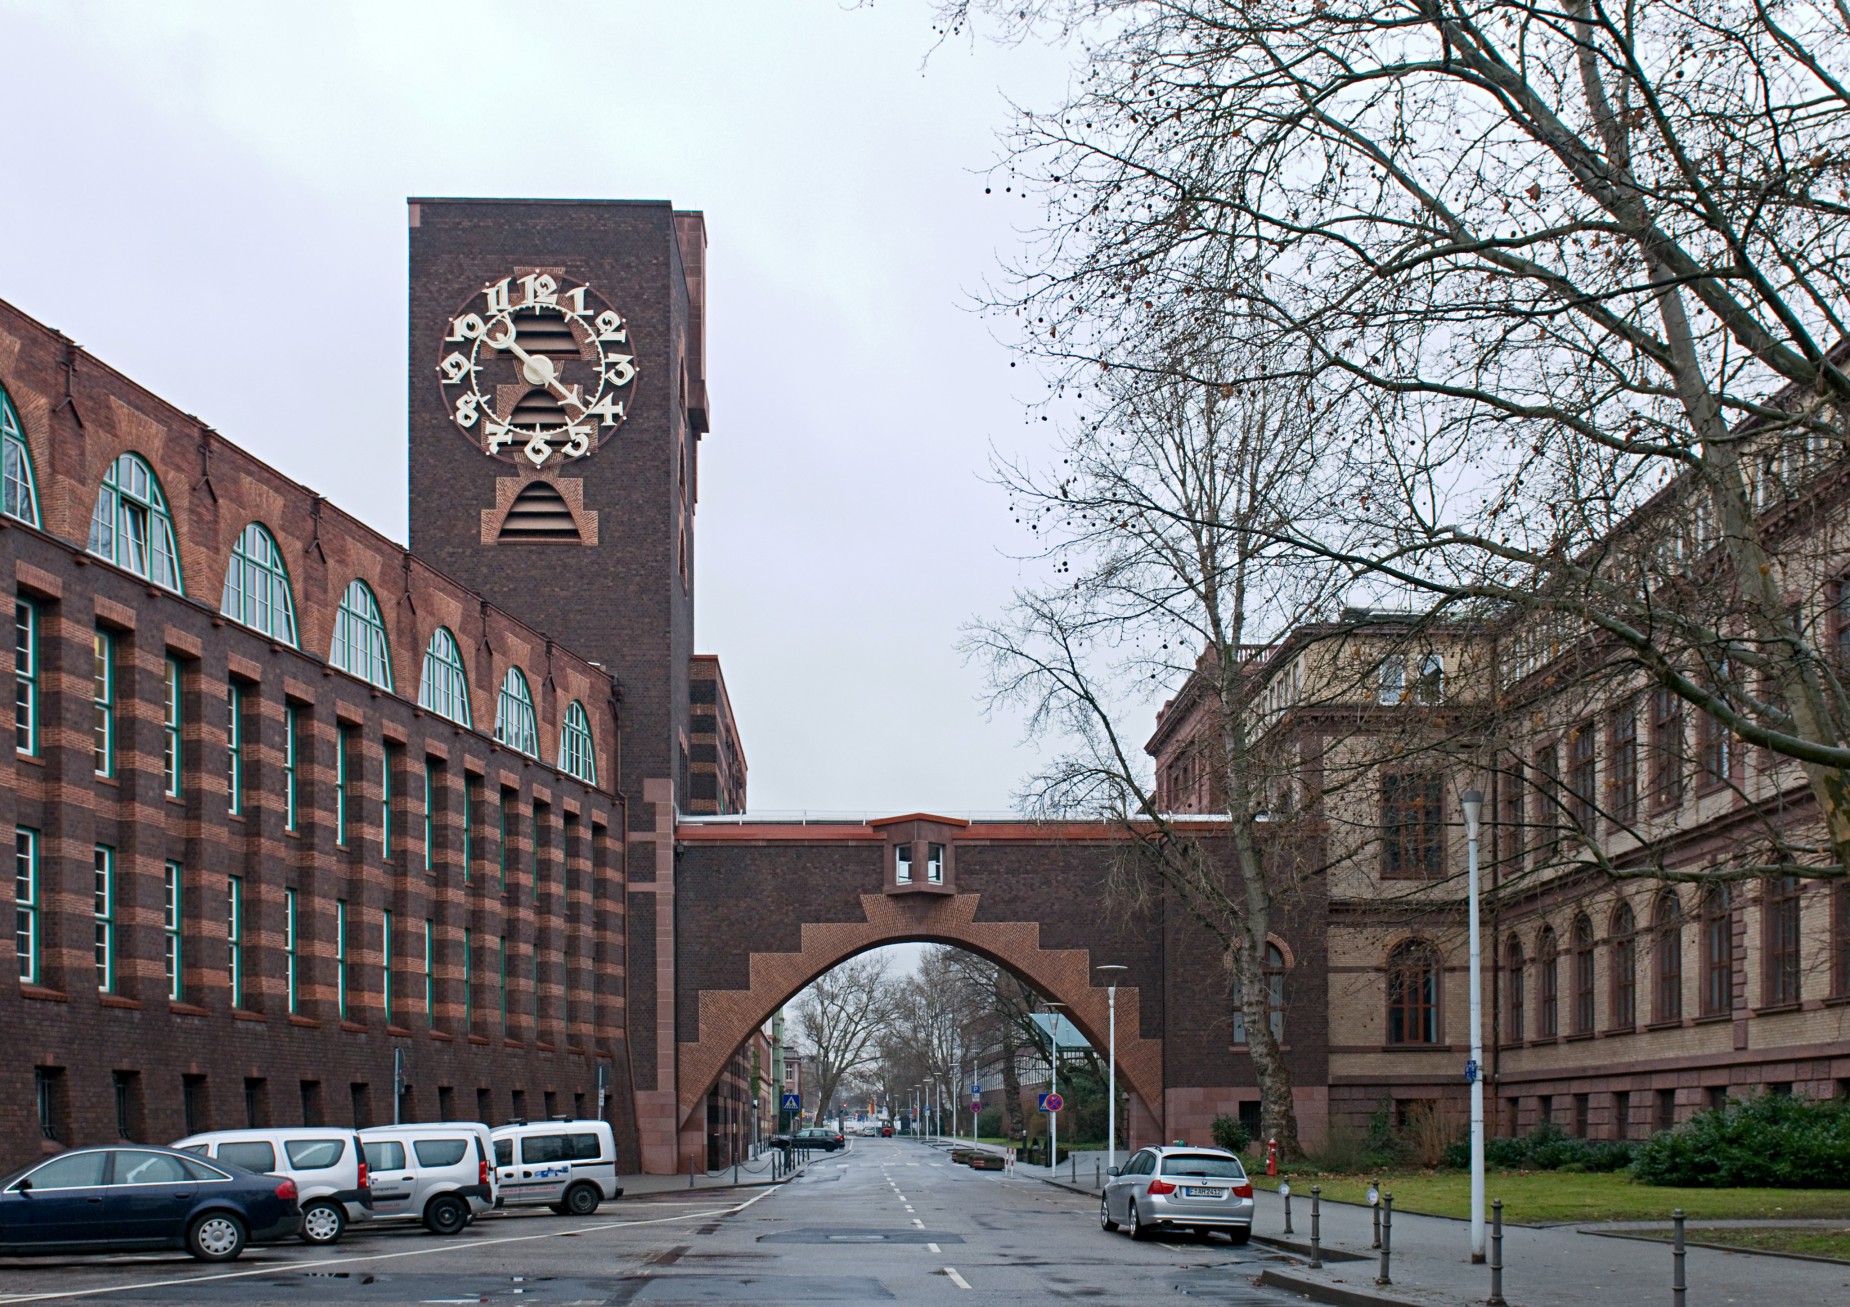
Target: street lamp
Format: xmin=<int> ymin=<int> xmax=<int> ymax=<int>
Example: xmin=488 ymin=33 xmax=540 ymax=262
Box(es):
xmin=1044 ymin=1001 xmax=1066 ymax=1175
xmin=1462 ymin=788 xmax=1487 ymax=1264
xmin=1095 ymin=964 xmax=1127 ymax=1170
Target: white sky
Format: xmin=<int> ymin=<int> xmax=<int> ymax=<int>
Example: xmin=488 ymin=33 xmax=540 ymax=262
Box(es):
xmin=0 ymin=1 xmax=1154 ymax=814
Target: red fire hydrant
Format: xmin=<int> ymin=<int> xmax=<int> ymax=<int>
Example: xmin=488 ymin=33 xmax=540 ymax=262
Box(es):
xmin=1265 ymin=1137 xmax=1278 ymax=1176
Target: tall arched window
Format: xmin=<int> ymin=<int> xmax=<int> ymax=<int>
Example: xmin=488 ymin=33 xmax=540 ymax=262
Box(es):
xmin=1573 ymin=914 xmax=1596 ymax=1035
xmin=87 ymin=452 xmax=182 ymax=592
xmin=1506 ymin=934 xmax=1525 ymax=1042
xmin=1 ymin=388 xmax=39 ymax=526
xmin=329 ymin=580 xmax=393 ymax=690
xmin=418 ymin=628 xmax=472 ymax=727
xmin=1386 ymin=940 xmax=1440 ymax=1045
xmin=1538 ymin=926 xmax=1560 ymax=1037
xmin=1701 ymin=884 xmax=1733 ymax=1016
xmin=1610 ymin=901 xmax=1637 ymax=1029
xmin=1654 ymin=890 xmax=1684 ymax=1023
xmin=220 ymin=524 xmax=298 ymax=646
xmin=559 ymin=700 xmax=597 ymax=784
xmin=494 ymin=667 xmax=539 ymax=758
xmin=1232 ymin=942 xmax=1286 ymax=1044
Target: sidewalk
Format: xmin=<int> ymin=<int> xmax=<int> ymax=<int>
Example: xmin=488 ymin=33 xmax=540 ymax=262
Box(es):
xmin=618 ymin=1153 xmax=795 ymax=1197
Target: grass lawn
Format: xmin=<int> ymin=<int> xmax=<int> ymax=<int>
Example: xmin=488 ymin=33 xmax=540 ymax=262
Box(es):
xmin=1251 ymin=1171 xmax=1850 ymax=1224
xmin=1628 ymin=1225 xmax=1850 ymax=1262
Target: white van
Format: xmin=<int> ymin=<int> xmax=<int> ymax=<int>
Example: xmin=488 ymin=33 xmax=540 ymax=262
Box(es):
xmin=172 ymin=1128 xmax=372 ymax=1245
xmin=359 ymin=1123 xmax=497 ymax=1236
xmin=489 ymin=1119 xmax=622 ymax=1215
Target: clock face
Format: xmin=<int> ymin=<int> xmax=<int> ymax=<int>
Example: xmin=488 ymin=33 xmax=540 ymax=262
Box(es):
xmin=436 ymin=270 xmax=637 ymax=467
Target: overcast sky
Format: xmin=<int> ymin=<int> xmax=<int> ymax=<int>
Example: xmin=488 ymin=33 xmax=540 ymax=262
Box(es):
xmin=0 ymin=1 xmax=1148 ymax=814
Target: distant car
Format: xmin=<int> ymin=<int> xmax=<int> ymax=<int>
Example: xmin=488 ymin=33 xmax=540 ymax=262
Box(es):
xmin=1101 ymin=1145 xmax=1253 ymax=1244
xmin=769 ymin=1127 xmax=845 ymax=1153
xmin=0 ymin=1145 xmax=300 ymax=1262
xmin=879 ymin=1123 xmax=895 ymax=1137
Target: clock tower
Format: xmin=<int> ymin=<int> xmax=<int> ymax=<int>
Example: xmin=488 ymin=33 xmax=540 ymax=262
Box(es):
xmin=405 ymin=198 xmax=709 ymax=813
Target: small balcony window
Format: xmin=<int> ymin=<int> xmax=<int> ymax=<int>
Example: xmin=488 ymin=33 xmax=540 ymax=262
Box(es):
xmin=895 ymin=845 xmax=912 ymax=884
xmin=927 ymin=844 xmax=945 ymax=884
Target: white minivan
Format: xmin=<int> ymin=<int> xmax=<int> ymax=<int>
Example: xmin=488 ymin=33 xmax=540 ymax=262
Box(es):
xmin=360 ymin=1123 xmax=497 ymax=1236
xmin=173 ymin=1128 xmax=373 ymax=1245
xmin=490 ymin=1119 xmax=622 ymax=1215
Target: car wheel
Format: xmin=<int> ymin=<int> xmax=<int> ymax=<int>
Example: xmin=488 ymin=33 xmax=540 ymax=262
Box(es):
xmin=1227 ymin=1226 xmax=1251 ymax=1246
xmin=1128 ymin=1201 xmax=1152 ymax=1241
xmin=1099 ymin=1195 xmax=1118 ymax=1232
xmin=188 ymin=1211 xmax=247 ymax=1262
xmin=424 ymin=1194 xmax=469 ymax=1236
xmin=299 ymin=1199 xmax=346 ymax=1245
xmin=563 ymin=1182 xmax=601 ymax=1216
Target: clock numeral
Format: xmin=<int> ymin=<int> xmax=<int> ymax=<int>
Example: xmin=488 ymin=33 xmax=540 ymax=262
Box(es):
xmin=562 ymin=424 xmax=594 ymax=457
xmin=584 ymin=394 xmax=626 ymax=427
xmin=484 ymin=420 xmax=516 ymax=454
xmin=483 ymin=278 xmax=513 ymax=314
xmin=519 ymin=273 xmax=558 ymax=307
xmin=524 ymin=432 xmax=553 ymax=466
xmin=437 ymin=352 xmax=474 ymax=384
xmin=594 ymin=310 xmax=628 ymax=343
xmin=447 ymin=313 xmax=486 ymax=342
xmin=562 ymin=285 xmax=589 ymax=316
xmin=453 ymin=393 xmax=481 ymax=428
xmin=602 ymin=355 xmax=637 ymax=389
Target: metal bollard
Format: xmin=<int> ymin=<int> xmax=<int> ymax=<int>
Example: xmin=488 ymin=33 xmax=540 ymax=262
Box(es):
xmin=1488 ymin=1199 xmax=1506 ymax=1307
xmin=1376 ymin=1193 xmax=1393 ymax=1287
xmin=1283 ymin=1185 xmax=1294 ymax=1235
xmin=1070 ymin=1156 xmax=1076 ymax=1184
xmin=733 ymin=1160 xmax=739 ymax=1186
xmin=1672 ymin=1209 xmax=1687 ymax=1307
xmin=1309 ymin=1186 xmax=1322 ymax=1269
xmin=688 ymin=1156 xmax=695 ymax=1189
xmin=1371 ymin=1180 xmax=1382 ymax=1249
xmin=1095 ymin=1160 xmax=1101 ymax=1188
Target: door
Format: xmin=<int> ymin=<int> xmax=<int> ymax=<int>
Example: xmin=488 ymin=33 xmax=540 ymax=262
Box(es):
xmin=106 ymin=1150 xmax=201 ymax=1247
xmin=513 ymin=1134 xmax=571 ymax=1203
xmin=3 ymin=1151 xmax=112 ymax=1249
xmin=1112 ymin=1151 xmax=1151 ymax=1222
xmin=363 ymin=1140 xmax=414 ymax=1216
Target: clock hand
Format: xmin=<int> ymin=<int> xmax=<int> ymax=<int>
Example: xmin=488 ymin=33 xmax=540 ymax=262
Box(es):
xmin=486 ymin=320 xmax=587 ymax=412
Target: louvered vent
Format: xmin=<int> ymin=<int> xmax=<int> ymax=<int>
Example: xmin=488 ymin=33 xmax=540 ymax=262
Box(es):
xmin=497 ymin=481 xmax=580 ymax=544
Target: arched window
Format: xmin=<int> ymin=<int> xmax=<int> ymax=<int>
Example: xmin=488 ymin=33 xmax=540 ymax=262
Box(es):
xmin=1232 ymin=942 xmax=1286 ymax=1044
xmin=1386 ymin=940 xmax=1440 ymax=1045
xmin=1573 ymin=914 xmax=1596 ymax=1035
xmin=418 ymin=628 xmax=472 ymax=727
xmin=494 ymin=667 xmax=539 ymax=758
xmin=329 ymin=580 xmax=393 ymax=690
xmin=1538 ymin=926 xmax=1560 ymax=1037
xmin=1 ymin=388 xmax=39 ymax=526
xmin=1654 ymin=890 xmax=1684 ymax=1023
xmin=559 ymin=700 xmax=597 ymax=784
xmin=1610 ymin=902 xmax=1637 ymax=1029
xmin=1509 ymin=936 xmax=1524 ymax=1036
xmin=1701 ymin=884 xmax=1733 ymax=1016
xmin=220 ymin=524 xmax=298 ymax=646
xmin=87 ymin=452 xmax=182 ymax=592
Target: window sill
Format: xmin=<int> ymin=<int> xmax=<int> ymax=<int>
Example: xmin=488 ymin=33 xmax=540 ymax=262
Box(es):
xmin=170 ymin=1002 xmax=209 ymax=1017
xmin=536 ymin=1041 xmax=556 ymax=1053
xmin=1645 ymin=1018 xmax=1684 ymax=1031
xmin=288 ymin=1014 xmax=319 ymax=1028
xmin=232 ymin=1008 xmax=266 ymax=1022
xmin=20 ymin=985 xmax=68 ymax=1003
xmin=1527 ymin=1035 xmax=1562 ymax=1047
xmin=428 ymin=1029 xmax=453 ymax=1042
xmin=503 ymin=1038 xmax=525 ymax=1051
xmin=15 ymin=753 xmax=44 ymax=768
xmin=1564 ymin=1032 xmax=1597 ymax=1043
xmin=1693 ymin=1011 xmax=1732 ymax=1025
xmin=100 ymin=994 xmax=140 ymax=1010
xmin=1382 ymin=1043 xmax=1455 ymax=1052
xmin=1753 ymin=1002 xmax=1802 ymax=1017
xmin=1602 ymin=1023 xmax=1638 ymax=1037
xmin=467 ymin=1034 xmax=491 ymax=1046
xmin=339 ymin=1020 xmax=367 ymax=1033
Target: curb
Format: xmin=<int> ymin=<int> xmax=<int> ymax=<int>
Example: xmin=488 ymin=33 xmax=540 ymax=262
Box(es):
xmin=1257 ymin=1268 xmax=1436 ymax=1307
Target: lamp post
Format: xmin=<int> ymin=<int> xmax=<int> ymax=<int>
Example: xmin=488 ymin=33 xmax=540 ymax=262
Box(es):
xmin=1095 ymin=964 xmax=1127 ymax=1170
xmin=1462 ymin=788 xmax=1486 ymax=1264
xmin=1044 ymin=1001 xmax=1066 ymax=1174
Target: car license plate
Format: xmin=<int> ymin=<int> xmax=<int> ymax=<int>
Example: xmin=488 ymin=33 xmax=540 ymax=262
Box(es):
xmin=1183 ymin=1186 xmax=1225 ymax=1198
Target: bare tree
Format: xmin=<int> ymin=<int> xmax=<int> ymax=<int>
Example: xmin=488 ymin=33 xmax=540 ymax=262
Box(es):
xmin=791 ymin=954 xmax=899 ymax=1126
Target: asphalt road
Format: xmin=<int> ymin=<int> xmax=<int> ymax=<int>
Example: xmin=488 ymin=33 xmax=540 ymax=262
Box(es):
xmin=0 ymin=1138 xmax=1302 ymax=1305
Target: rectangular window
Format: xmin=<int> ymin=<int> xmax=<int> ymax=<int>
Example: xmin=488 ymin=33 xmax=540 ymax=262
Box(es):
xmin=1698 ymin=711 xmax=1731 ymax=787
xmin=462 ymin=776 xmax=476 ymax=884
xmin=335 ymin=725 xmax=353 ymax=847
xmin=422 ymin=761 xmax=435 ymax=874
xmin=162 ymin=658 xmax=183 ymax=797
xmin=284 ymin=888 xmax=299 ymax=1015
xmin=1609 ymin=702 xmax=1638 ymax=826
xmin=531 ymin=949 xmax=540 ymax=1026
xmin=336 ymin=900 xmax=350 ymax=1021
xmin=462 ymin=927 xmax=474 ymax=1029
xmin=531 ymin=807 xmax=542 ymax=904
xmin=1703 ymin=890 xmax=1733 ymax=1016
xmin=382 ymin=744 xmax=397 ymax=860
xmin=283 ymin=704 xmax=299 ymax=832
xmin=93 ymin=629 xmax=114 ymax=777
xmin=381 ymin=908 xmax=394 ymax=1022
xmin=498 ymin=936 xmax=509 ymax=1033
xmin=423 ymin=918 xmax=434 ymax=1022
xmin=1613 ymin=927 xmax=1637 ymax=1029
xmin=1533 ymin=744 xmax=1561 ymax=843
xmin=225 ymin=682 xmax=243 ymax=815
xmin=895 ymin=844 xmax=913 ymax=884
xmin=94 ymin=845 xmax=115 ymax=992
xmin=1568 ymin=724 xmax=1596 ymax=831
xmin=163 ymin=861 xmax=183 ymax=1001
xmin=1381 ymin=771 xmax=1444 ymax=878
xmin=14 ymin=599 xmax=36 ymax=757
xmin=1835 ymin=884 xmax=1850 ymax=998
xmin=1650 ymin=688 xmax=1685 ymax=806
xmin=1766 ymin=874 xmax=1802 ymax=1007
xmin=1377 ymin=654 xmax=1406 ymax=706
xmin=36 ymin=1067 xmax=61 ymax=1141
xmin=927 ymin=843 xmax=945 ymax=884
xmin=227 ymin=876 xmax=245 ymax=1009
xmin=15 ymin=826 xmax=38 ymax=984
xmin=498 ymin=791 xmax=510 ymax=894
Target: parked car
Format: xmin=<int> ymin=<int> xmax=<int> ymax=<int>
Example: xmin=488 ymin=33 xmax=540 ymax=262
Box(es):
xmin=360 ymin=1123 xmax=497 ymax=1235
xmin=0 ymin=1145 xmax=300 ymax=1262
xmin=490 ymin=1119 xmax=622 ymax=1216
xmin=1101 ymin=1145 xmax=1253 ymax=1244
xmin=769 ymin=1127 xmax=845 ymax=1153
xmin=173 ymin=1127 xmax=372 ymax=1245
xmin=880 ymin=1123 xmax=895 ymax=1137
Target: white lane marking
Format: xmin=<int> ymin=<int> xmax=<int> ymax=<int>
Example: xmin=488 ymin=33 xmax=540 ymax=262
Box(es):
xmin=944 ymin=1266 xmax=972 ymax=1290
xmin=0 ymin=1191 xmax=775 ymax=1305
xmin=927 ymin=1242 xmax=941 ymax=1253
xmin=911 ymin=1219 xmax=924 ymax=1228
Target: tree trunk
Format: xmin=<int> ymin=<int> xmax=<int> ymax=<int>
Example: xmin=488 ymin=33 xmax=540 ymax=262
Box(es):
xmin=999 ymin=1023 xmax=1026 ymax=1143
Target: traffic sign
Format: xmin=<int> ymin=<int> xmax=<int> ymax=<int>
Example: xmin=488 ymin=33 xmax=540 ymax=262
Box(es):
xmin=1463 ymin=1059 xmax=1479 ymax=1085
xmin=971 ymin=1083 xmax=981 ymax=1095
xmin=780 ymin=1093 xmax=801 ymax=1111
xmin=971 ymin=1097 xmax=982 ymax=1112
xmin=1039 ymin=1092 xmax=1064 ymax=1113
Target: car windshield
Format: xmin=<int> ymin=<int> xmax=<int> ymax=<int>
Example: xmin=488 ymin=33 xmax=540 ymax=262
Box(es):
xmin=1160 ymin=1155 xmax=1245 ymax=1179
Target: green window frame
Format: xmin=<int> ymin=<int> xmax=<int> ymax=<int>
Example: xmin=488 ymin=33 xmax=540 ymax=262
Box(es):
xmin=87 ymin=452 xmax=183 ymax=592
xmin=93 ymin=630 xmax=114 ymax=778
xmin=94 ymin=845 xmax=115 ymax=994
xmin=226 ymin=682 xmax=244 ymax=815
xmin=498 ymin=936 xmax=508 ymax=1033
xmin=559 ymin=701 xmax=597 ymax=784
xmin=494 ymin=667 xmax=539 ymax=758
xmin=284 ymin=888 xmax=299 ymax=1016
xmin=423 ymin=918 xmax=435 ymax=1022
xmin=283 ymin=704 xmax=299 ymax=832
xmin=163 ymin=658 xmax=182 ymax=797
xmin=163 ymin=861 xmax=183 ymax=1001
xmin=418 ymin=628 xmax=472 ymax=727
xmin=381 ymin=744 xmax=397 ymax=860
xmin=15 ymin=599 xmax=37 ymax=757
xmin=335 ymin=900 xmax=351 ymax=1021
xmin=335 ymin=725 xmax=353 ymax=847
xmin=227 ymin=876 xmax=245 ymax=1009
xmin=1 ymin=388 xmax=40 ymax=526
xmin=220 ymin=523 xmax=298 ymax=645
xmin=382 ymin=908 xmax=394 ymax=1022
xmin=422 ymin=761 xmax=436 ymax=873
xmin=462 ymin=927 xmax=474 ymax=1029
xmin=462 ymin=776 xmax=475 ymax=884
xmin=497 ymin=791 xmax=510 ymax=894
xmin=329 ymin=580 xmax=392 ymax=690
xmin=15 ymin=826 xmax=38 ymax=984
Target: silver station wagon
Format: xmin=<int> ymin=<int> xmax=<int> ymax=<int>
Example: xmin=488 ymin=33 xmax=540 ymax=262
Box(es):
xmin=1101 ymin=1144 xmax=1255 ymax=1244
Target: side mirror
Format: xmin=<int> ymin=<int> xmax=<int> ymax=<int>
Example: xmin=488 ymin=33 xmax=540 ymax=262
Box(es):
xmin=1106 ymin=1166 xmax=1121 ymax=1177
xmin=13 ymin=1178 xmax=30 ymax=1193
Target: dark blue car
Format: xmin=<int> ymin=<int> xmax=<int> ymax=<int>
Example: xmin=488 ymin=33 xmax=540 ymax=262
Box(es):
xmin=0 ymin=1145 xmax=301 ymax=1261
